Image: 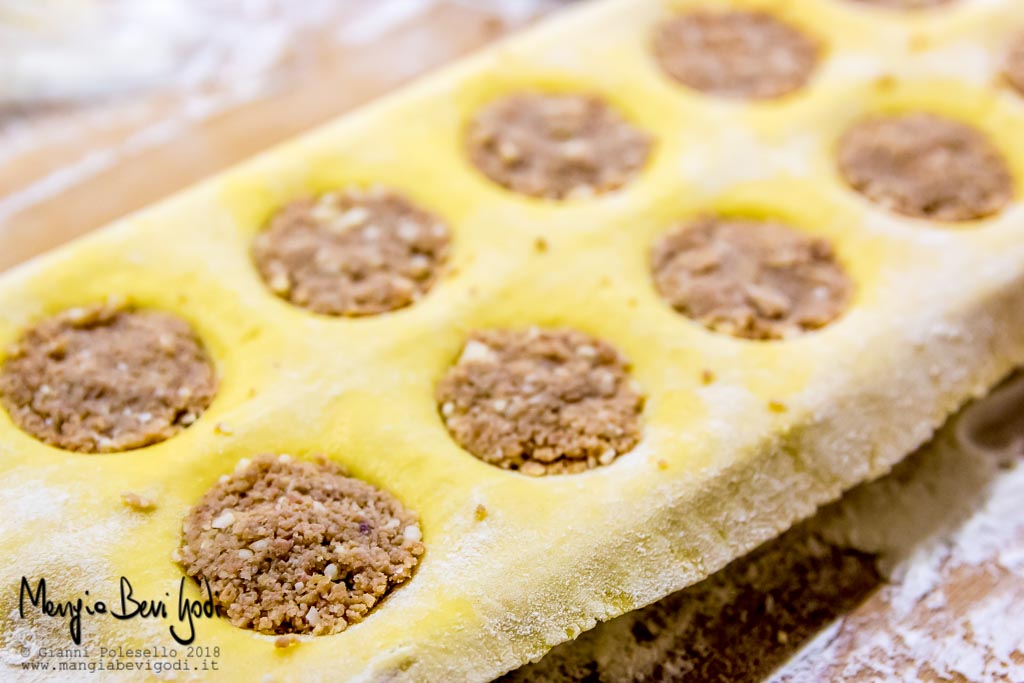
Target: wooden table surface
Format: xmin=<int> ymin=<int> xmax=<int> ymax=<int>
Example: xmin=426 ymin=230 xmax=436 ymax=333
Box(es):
xmin=2 ymin=2 xmax=1022 ymax=680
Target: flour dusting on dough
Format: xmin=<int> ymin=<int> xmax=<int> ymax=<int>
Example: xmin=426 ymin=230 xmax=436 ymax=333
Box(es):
xmin=775 ymin=375 xmax=1024 ymax=682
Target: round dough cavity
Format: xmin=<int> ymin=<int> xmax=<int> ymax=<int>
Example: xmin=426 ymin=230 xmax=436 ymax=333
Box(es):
xmin=467 ymin=93 xmax=652 ymax=200
xmin=178 ymin=454 xmax=424 ymax=636
xmin=436 ymin=328 xmax=644 ymax=476
xmin=252 ymin=188 xmax=451 ymax=316
xmin=651 ymin=217 xmax=851 ymax=341
xmin=653 ymin=10 xmax=819 ymax=100
xmin=837 ymin=113 xmax=1013 ymax=222
xmin=0 ymin=304 xmax=216 ymax=452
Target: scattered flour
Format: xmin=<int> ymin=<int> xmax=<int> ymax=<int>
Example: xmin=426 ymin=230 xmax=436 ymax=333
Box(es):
xmin=773 ymin=374 xmax=1024 ymax=682
xmin=0 ymin=467 xmax=154 ymax=678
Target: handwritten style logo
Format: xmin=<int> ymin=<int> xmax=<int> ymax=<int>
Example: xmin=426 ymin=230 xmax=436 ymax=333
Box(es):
xmin=19 ymin=576 xmax=219 ymax=645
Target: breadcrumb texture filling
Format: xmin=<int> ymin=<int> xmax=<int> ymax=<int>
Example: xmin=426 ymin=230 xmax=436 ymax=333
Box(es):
xmin=653 ymin=10 xmax=820 ymax=100
xmin=0 ymin=304 xmax=216 ymax=452
xmin=467 ymin=93 xmax=652 ymax=200
xmin=178 ymin=454 xmax=424 ymax=636
xmin=252 ymin=188 xmax=451 ymax=316
xmin=837 ymin=113 xmax=1014 ymax=222
xmin=436 ymin=328 xmax=645 ymax=475
xmin=652 ymin=217 xmax=852 ymax=341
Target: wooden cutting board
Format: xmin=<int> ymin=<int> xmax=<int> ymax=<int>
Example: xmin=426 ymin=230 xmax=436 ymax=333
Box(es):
xmin=2 ymin=2 xmax=1021 ymax=680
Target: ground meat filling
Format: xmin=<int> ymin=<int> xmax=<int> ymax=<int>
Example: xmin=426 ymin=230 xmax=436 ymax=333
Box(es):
xmin=1006 ymin=35 xmax=1024 ymax=96
xmin=467 ymin=93 xmax=652 ymax=200
xmin=651 ymin=218 xmax=851 ymax=341
xmin=0 ymin=305 xmax=216 ymax=452
xmin=837 ymin=113 xmax=1014 ymax=222
xmin=436 ymin=329 xmax=644 ymax=476
xmin=178 ymin=454 xmax=424 ymax=636
xmin=252 ymin=188 xmax=450 ymax=316
xmin=653 ymin=11 xmax=819 ymax=100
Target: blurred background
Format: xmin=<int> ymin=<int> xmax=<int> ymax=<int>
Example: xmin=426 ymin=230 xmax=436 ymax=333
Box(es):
xmin=0 ymin=0 xmax=568 ymax=270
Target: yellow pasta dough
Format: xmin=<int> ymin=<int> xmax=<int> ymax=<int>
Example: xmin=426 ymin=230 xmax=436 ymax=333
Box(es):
xmin=3 ymin=0 xmax=1024 ymax=680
